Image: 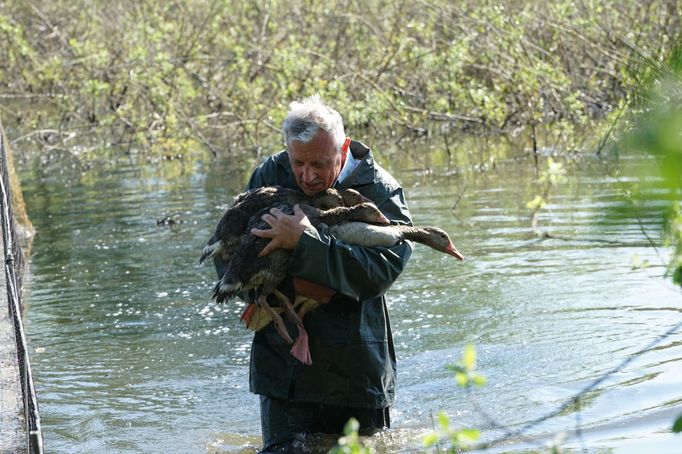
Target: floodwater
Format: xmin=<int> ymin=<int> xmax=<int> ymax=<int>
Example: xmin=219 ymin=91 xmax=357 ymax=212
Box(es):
xmin=19 ymin=144 xmax=682 ymax=453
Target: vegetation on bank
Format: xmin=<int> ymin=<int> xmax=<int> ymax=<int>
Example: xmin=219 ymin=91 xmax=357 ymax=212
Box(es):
xmin=613 ymin=39 xmax=682 ymax=289
xmin=0 ymin=0 xmax=679 ymax=161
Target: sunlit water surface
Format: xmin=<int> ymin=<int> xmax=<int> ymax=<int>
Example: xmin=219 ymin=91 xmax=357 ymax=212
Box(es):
xmin=20 ymin=148 xmax=682 ymax=453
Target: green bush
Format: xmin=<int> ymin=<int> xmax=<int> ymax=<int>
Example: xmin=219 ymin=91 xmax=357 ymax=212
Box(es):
xmin=0 ymin=0 xmax=679 ymax=160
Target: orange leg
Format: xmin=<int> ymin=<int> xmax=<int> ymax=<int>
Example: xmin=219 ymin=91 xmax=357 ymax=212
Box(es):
xmin=273 ymin=289 xmax=304 ymax=326
xmin=273 ymin=289 xmax=311 ymax=366
xmin=257 ymin=294 xmax=293 ymax=345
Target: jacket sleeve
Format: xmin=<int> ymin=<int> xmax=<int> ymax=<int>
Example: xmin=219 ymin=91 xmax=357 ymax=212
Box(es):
xmin=287 ymin=187 xmax=413 ymax=301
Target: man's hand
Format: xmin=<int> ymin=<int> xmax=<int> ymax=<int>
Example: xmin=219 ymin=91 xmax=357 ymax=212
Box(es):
xmin=252 ymin=205 xmax=313 ymax=256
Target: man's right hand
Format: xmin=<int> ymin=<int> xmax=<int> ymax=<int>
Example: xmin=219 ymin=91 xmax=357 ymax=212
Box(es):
xmin=251 ymin=204 xmax=313 ymax=256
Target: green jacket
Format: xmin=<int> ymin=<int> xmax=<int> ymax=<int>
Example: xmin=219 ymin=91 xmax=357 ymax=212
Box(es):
xmin=233 ymin=140 xmax=412 ymax=408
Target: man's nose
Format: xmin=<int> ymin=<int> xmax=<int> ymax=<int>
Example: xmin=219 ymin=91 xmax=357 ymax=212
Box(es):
xmin=301 ymin=166 xmax=316 ymax=182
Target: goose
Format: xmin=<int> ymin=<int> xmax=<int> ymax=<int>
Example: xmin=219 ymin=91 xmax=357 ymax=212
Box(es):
xmin=240 ymin=220 xmax=465 ymax=365
xmin=199 ymin=186 xmax=368 ymax=265
xmin=212 ymin=202 xmax=390 ymax=365
xmin=327 ymin=222 xmax=464 ymax=260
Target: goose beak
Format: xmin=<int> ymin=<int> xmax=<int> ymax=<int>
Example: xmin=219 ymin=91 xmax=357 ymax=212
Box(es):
xmin=445 ymin=243 xmax=465 ymax=260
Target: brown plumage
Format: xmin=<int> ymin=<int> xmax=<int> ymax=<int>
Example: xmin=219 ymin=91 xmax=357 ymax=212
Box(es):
xmin=212 ymin=202 xmax=390 ymax=365
xmin=199 ymin=186 xmax=368 ymax=265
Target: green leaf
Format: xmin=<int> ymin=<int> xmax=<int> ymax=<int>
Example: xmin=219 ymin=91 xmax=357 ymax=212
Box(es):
xmin=455 ymin=428 xmax=480 ymax=444
xmin=343 ymin=418 xmax=360 ymax=436
xmin=472 ymin=374 xmax=487 ymax=387
xmin=526 ymin=194 xmax=546 ymax=210
xmin=631 ymin=253 xmax=651 ymax=270
xmin=673 ymin=414 xmax=682 ymax=433
xmin=438 ymin=411 xmax=450 ymax=429
xmin=455 ymin=371 xmax=469 ymax=387
xmin=673 ymin=265 xmax=682 ymax=288
xmin=463 ymin=344 xmax=476 ymax=371
xmin=422 ymin=432 xmax=439 ymax=447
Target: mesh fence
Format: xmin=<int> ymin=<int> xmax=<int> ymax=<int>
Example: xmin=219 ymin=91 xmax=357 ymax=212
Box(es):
xmin=0 ymin=120 xmax=43 ymax=454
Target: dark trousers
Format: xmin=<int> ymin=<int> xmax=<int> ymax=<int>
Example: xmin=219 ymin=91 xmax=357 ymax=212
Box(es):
xmin=259 ymin=395 xmax=390 ymax=453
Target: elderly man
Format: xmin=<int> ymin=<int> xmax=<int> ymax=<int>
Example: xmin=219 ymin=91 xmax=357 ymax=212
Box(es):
xmin=223 ymin=95 xmax=413 ymax=453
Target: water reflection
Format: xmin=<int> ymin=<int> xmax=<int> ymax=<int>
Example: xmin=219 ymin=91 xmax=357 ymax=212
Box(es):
xmin=19 ymin=149 xmax=682 ymax=453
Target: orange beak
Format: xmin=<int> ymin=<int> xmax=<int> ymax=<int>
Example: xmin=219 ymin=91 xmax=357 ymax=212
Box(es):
xmin=446 ymin=243 xmax=465 ymax=260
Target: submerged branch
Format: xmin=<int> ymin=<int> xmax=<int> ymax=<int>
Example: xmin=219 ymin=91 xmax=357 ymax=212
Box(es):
xmin=472 ymin=320 xmax=682 ymax=450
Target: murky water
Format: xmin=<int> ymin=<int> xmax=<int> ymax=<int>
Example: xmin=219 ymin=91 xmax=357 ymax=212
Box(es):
xmin=19 ymin=146 xmax=682 ymax=453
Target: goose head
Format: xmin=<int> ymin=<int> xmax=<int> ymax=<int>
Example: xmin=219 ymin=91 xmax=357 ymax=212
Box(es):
xmin=312 ymin=188 xmax=345 ymax=209
xmin=418 ymin=227 xmax=465 ymax=260
xmin=346 ymin=202 xmax=391 ymax=225
xmin=338 ymin=188 xmax=373 ymax=207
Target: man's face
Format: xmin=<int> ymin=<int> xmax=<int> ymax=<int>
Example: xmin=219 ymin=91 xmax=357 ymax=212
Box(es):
xmin=287 ymin=132 xmax=344 ymax=196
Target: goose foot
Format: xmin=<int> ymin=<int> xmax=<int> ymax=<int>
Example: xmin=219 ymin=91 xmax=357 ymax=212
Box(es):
xmin=240 ymin=303 xmax=257 ymax=327
xmin=273 ymin=289 xmax=311 ymax=365
xmin=273 ymin=289 xmax=304 ymax=327
xmin=290 ymin=328 xmax=312 ymax=365
xmin=257 ymin=295 xmax=293 ymax=345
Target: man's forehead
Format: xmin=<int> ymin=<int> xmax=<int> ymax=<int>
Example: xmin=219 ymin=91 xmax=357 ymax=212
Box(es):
xmin=289 ymin=149 xmax=329 ymax=160
xmin=288 ymin=143 xmax=336 ymax=160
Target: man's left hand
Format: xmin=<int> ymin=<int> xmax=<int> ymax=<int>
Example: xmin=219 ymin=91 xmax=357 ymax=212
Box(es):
xmin=252 ymin=205 xmax=313 ymax=256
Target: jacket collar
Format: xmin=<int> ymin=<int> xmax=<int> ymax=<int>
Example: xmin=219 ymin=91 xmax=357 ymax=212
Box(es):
xmin=274 ymin=140 xmax=376 ymax=188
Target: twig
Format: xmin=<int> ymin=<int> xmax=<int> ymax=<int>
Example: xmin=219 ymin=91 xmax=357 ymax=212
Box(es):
xmin=595 ymin=101 xmax=628 ymax=156
xmin=451 ymin=185 xmax=467 ymax=214
xmin=0 ymin=93 xmax=66 ymax=99
xmin=429 ymin=411 xmax=442 ymax=452
xmin=10 ymin=129 xmax=69 ymax=145
xmin=177 ymin=109 xmax=219 ymax=157
xmin=25 ymin=1 xmax=77 ymax=58
xmin=473 ymin=319 xmax=682 ymax=450
xmin=574 ymin=396 xmax=588 ymax=454
xmin=530 ymin=180 xmax=552 ymax=235
xmin=636 ymin=215 xmax=666 ymax=267
xmin=402 ymin=106 xmax=483 ymax=124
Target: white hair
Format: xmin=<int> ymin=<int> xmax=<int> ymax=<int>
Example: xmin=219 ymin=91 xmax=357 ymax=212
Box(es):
xmin=282 ymin=94 xmax=346 ymax=152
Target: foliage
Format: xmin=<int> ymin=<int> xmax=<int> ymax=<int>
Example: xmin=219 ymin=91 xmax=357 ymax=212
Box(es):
xmin=0 ymin=0 xmax=679 ymax=161
xmin=447 ymin=343 xmax=487 ymax=388
xmin=329 ymin=418 xmax=375 ymax=454
xmin=422 ymin=344 xmax=483 ymax=452
xmin=422 ymin=414 xmax=480 ymax=453
xmin=619 ymin=39 xmax=682 ymax=286
xmin=640 ymin=58 xmax=682 ymax=436
xmin=674 ymin=414 xmax=682 ymax=433
xmin=612 ymin=37 xmax=682 ymax=434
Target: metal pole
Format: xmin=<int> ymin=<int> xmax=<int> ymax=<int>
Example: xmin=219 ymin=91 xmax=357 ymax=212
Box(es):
xmin=0 ymin=120 xmax=44 ymax=453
